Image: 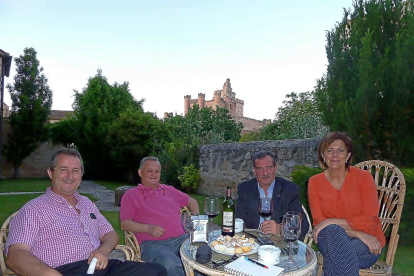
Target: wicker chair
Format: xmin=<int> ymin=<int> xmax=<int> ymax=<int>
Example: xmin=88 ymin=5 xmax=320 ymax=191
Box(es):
xmin=0 ymin=211 xmax=135 ymax=276
xmin=316 ymin=160 xmax=406 ymax=276
xmin=124 ymin=206 xmax=191 ymax=262
xmin=302 ymin=204 xmax=314 ymax=247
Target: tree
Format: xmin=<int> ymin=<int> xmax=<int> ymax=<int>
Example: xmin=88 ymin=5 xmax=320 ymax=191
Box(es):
xmin=260 ymin=91 xmax=329 ymax=140
xmin=166 ymin=105 xmax=243 ymax=145
xmin=4 ymin=48 xmax=52 ymax=178
xmin=316 ymin=0 xmax=414 ymax=166
xmin=159 ymin=105 xmax=243 ymax=188
xmin=70 ymin=69 xmax=143 ymax=179
xmin=106 ymin=109 xmax=170 ymax=180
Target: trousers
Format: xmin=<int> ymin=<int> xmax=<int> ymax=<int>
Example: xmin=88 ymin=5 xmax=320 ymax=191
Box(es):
xmin=141 ymin=233 xmax=189 ymax=276
xmin=317 ymin=224 xmax=381 ymax=276
xmin=55 ymin=258 xmax=167 ymax=276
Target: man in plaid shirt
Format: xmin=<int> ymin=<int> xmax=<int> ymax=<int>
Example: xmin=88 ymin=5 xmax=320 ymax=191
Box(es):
xmin=5 ymin=148 xmax=166 ymax=276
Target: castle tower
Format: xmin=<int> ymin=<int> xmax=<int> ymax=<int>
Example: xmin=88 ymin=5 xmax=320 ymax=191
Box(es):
xmin=184 ymin=95 xmax=191 ymax=114
xmin=222 ymin=78 xmax=232 ymax=98
xmin=198 ymin=93 xmax=205 ymax=108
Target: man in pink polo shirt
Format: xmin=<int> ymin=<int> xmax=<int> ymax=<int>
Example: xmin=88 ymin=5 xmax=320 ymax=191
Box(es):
xmin=5 ymin=148 xmax=166 ymax=276
xmin=120 ymin=156 xmax=200 ymax=276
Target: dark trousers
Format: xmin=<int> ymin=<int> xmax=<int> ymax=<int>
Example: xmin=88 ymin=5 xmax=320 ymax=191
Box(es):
xmin=55 ymin=259 xmax=167 ymax=276
xmin=317 ymin=224 xmax=381 ymax=276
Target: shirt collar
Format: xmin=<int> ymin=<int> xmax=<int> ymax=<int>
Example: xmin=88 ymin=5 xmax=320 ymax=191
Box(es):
xmin=257 ymin=180 xmax=275 ymax=198
xmin=45 ymin=186 xmax=83 ymax=204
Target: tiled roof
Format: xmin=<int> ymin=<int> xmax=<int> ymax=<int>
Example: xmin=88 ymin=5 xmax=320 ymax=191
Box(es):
xmin=49 ymin=110 xmax=74 ymax=121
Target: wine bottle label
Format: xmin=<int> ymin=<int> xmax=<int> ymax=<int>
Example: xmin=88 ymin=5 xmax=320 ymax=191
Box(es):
xmin=223 ymin=211 xmax=234 ymax=226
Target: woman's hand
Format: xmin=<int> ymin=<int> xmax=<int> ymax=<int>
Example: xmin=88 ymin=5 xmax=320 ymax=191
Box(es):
xmin=312 ymin=219 xmax=332 ymax=243
xmin=357 ymin=232 xmax=382 ymax=255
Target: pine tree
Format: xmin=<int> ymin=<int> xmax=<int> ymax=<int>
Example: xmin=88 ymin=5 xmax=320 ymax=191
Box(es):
xmin=4 ymin=47 xmax=53 ymax=177
xmin=316 ymin=0 xmax=414 ymax=166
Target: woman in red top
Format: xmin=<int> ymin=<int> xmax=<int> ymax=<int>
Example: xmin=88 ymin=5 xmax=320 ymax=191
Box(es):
xmin=308 ymin=132 xmax=385 ymax=276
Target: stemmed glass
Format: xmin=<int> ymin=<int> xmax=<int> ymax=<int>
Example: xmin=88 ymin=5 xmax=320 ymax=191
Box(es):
xmin=281 ymin=212 xmax=302 ymax=272
xmin=181 ymin=212 xmax=200 ymax=250
xmin=258 ymin=197 xmax=274 ymax=237
xmin=204 ymin=197 xmax=220 ymax=242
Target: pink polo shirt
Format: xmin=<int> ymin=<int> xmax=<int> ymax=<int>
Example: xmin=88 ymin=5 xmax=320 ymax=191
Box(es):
xmin=120 ymin=184 xmax=189 ymax=244
xmin=5 ymin=187 xmax=114 ymax=268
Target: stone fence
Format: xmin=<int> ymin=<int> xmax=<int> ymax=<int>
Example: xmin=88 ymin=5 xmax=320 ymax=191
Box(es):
xmin=198 ymin=138 xmax=320 ymax=197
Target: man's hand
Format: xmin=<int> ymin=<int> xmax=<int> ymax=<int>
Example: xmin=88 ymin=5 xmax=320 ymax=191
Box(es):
xmin=147 ymin=224 xmax=166 ymax=237
xmin=261 ymin=220 xmax=281 ymax=235
xmin=88 ymin=249 xmax=110 ymax=270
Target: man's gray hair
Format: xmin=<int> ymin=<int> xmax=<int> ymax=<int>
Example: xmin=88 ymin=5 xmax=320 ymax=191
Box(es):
xmin=251 ymin=151 xmax=278 ymax=167
xmin=140 ymin=156 xmax=161 ymax=169
xmin=49 ymin=148 xmax=84 ymax=174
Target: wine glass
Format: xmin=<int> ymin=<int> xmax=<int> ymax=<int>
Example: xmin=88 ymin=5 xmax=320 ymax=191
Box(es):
xmin=258 ymin=197 xmax=274 ymax=237
xmin=181 ymin=212 xmax=200 ymax=250
xmin=204 ymin=197 xmax=220 ymax=242
xmin=281 ymin=212 xmax=302 ymax=272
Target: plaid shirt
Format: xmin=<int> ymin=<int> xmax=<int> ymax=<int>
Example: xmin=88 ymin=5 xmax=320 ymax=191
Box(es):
xmin=5 ymin=187 xmax=114 ymax=268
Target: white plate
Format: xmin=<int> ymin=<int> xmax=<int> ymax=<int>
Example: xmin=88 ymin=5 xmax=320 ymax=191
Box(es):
xmin=210 ymin=242 xmax=259 ymax=256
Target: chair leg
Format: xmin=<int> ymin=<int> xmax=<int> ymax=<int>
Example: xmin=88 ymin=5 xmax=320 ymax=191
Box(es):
xmin=317 ymin=264 xmax=323 ymax=276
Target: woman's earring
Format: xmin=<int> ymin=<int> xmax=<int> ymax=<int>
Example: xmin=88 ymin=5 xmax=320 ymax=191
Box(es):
xmin=322 ymin=156 xmax=326 ymax=164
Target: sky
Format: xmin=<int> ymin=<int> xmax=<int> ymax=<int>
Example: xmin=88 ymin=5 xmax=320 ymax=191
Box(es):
xmin=1 ymin=0 xmax=354 ymax=121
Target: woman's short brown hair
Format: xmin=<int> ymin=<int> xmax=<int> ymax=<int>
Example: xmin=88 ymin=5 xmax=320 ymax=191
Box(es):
xmin=318 ymin=132 xmax=353 ymax=169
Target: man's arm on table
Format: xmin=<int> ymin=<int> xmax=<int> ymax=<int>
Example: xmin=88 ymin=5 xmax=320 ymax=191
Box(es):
xmin=6 ymin=244 xmax=62 ymax=276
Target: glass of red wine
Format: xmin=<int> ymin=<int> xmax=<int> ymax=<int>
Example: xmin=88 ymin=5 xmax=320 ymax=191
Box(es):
xmin=204 ymin=197 xmax=220 ymax=242
xmin=281 ymin=212 xmax=302 ymax=272
xmin=258 ymin=197 xmax=274 ymax=237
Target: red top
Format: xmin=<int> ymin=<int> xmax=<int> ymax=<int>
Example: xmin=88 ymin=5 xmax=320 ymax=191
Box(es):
xmin=120 ymin=184 xmax=189 ymax=244
xmin=308 ymin=167 xmax=385 ymax=247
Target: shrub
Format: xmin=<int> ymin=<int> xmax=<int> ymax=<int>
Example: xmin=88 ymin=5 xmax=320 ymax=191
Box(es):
xmin=178 ymin=164 xmax=201 ymax=193
xmin=291 ymin=165 xmax=323 ymax=219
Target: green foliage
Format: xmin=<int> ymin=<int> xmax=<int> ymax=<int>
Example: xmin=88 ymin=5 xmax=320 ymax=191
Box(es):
xmin=54 ymin=69 xmax=143 ymax=179
xmin=166 ymin=105 xmax=243 ymax=145
xmin=178 ymin=164 xmax=201 ymax=192
xmin=239 ymin=131 xmax=261 ymax=142
xmin=106 ymin=109 xmax=170 ymax=180
xmin=316 ymin=0 xmax=414 ymax=166
xmin=159 ymin=105 xmax=242 ymax=187
xmin=259 ymin=92 xmax=329 ymax=140
xmin=157 ymin=140 xmax=200 ymax=188
xmin=4 ymin=47 xmax=53 ymax=178
xmin=291 ymin=166 xmax=323 ymax=217
xmin=399 ymin=168 xmax=414 ymax=244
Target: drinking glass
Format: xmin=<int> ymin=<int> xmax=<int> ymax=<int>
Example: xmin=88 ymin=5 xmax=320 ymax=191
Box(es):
xmin=181 ymin=212 xmax=200 ymax=250
xmin=281 ymin=212 xmax=302 ymax=272
xmin=204 ymin=197 xmax=220 ymax=242
xmin=258 ymin=197 xmax=274 ymax=237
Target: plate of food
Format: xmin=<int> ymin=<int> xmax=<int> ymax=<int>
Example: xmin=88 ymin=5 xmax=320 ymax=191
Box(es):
xmin=210 ymin=234 xmax=258 ymax=255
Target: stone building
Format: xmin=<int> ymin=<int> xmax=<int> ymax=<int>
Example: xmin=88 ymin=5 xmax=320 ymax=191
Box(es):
xmin=184 ymin=78 xmax=270 ymax=134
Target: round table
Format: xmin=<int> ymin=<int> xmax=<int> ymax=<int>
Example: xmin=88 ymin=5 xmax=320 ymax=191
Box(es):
xmin=180 ymin=231 xmax=316 ymax=276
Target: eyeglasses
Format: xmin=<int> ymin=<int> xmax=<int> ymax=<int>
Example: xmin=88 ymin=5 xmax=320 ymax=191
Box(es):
xmin=254 ymin=165 xmax=275 ymax=174
xmin=138 ymin=185 xmax=165 ymax=200
xmin=325 ymin=148 xmax=347 ymax=155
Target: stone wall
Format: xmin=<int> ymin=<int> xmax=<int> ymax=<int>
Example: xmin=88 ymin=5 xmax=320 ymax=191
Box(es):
xmin=198 ymin=138 xmax=319 ymax=197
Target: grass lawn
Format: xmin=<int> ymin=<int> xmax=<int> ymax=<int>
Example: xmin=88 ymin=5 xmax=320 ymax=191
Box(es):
xmin=0 ymin=178 xmax=50 ymax=192
xmin=93 ymin=180 xmax=135 ymax=191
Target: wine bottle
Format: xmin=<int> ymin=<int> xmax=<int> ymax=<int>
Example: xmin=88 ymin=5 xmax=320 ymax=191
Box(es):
xmin=221 ymin=186 xmax=235 ymax=236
